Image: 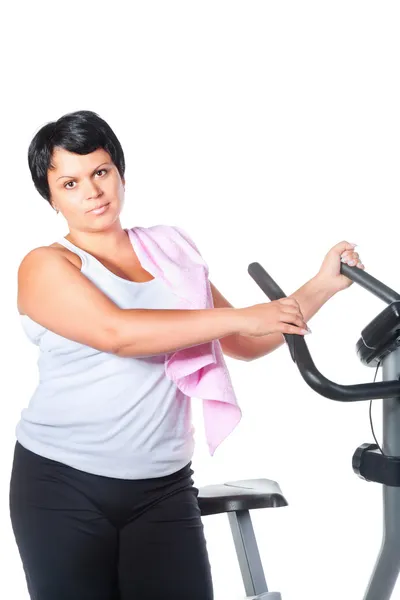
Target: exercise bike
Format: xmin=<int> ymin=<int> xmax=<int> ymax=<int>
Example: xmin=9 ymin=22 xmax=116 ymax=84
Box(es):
xmin=198 ymin=261 xmax=400 ymax=599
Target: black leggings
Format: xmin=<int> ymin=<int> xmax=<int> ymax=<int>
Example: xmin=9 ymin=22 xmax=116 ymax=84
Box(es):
xmin=9 ymin=442 xmax=214 ymax=600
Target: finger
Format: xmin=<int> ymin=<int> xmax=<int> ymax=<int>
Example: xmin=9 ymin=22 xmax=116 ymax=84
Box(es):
xmin=279 ymin=298 xmax=306 ymax=323
xmin=280 ymin=306 xmax=305 ymax=322
xmin=279 ymin=305 xmax=303 ymax=316
xmin=279 ymin=323 xmax=309 ymax=336
xmin=280 ymin=299 xmax=305 ymax=320
xmin=341 ymin=251 xmax=360 ymax=266
xmin=341 ymin=250 xmax=359 ymax=261
xmin=332 ymin=241 xmax=357 ymax=255
xmin=279 ymin=297 xmax=300 ymax=309
xmin=280 ymin=311 xmax=308 ymax=330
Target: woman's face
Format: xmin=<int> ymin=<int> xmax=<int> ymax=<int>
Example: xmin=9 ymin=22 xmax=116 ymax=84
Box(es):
xmin=47 ymin=147 xmax=125 ymax=231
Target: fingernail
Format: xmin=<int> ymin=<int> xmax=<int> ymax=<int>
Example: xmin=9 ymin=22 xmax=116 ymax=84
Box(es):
xmin=350 ymin=243 xmax=357 ymax=248
xmin=348 ymin=260 xmax=356 ymax=266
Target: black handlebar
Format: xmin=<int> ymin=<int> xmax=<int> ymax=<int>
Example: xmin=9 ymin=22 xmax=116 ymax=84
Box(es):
xmin=340 ymin=263 xmax=400 ymax=304
xmin=247 ymin=262 xmax=400 ymax=402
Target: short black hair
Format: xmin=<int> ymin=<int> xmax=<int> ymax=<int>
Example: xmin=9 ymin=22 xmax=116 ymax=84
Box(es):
xmin=28 ymin=110 xmax=125 ymax=204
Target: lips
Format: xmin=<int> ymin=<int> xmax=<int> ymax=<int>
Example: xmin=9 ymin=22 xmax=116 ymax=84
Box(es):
xmin=87 ymin=202 xmax=110 ymax=213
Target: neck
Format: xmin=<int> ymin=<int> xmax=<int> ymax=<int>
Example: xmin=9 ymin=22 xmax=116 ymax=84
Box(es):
xmin=65 ymin=222 xmax=130 ymax=257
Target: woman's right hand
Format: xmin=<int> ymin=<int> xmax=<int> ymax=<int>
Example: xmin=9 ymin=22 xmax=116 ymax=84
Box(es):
xmin=237 ymin=298 xmax=310 ymax=337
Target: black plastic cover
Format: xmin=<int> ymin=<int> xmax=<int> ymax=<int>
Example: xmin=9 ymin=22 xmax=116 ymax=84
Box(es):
xmin=352 ymin=443 xmax=400 ymax=486
xmin=356 ymin=302 xmax=400 ymax=367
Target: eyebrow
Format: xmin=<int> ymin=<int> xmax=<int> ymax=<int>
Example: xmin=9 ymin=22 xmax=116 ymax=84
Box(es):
xmin=56 ymin=162 xmax=111 ymax=181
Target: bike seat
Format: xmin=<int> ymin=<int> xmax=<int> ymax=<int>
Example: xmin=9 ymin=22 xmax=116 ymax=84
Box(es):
xmin=198 ymin=478 xmax=288 ymax=516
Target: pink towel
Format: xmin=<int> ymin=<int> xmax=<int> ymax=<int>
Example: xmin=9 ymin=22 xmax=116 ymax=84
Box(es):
xmin=127 ymin=225 xmax=242 ymax=455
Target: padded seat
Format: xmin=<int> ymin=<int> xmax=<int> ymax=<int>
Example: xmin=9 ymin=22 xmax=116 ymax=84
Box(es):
xmin=198 ymin=478 xmax=288 ymax=516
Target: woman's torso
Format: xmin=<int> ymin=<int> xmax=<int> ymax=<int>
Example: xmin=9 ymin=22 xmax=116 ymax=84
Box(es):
xmin=16 ymin=229 xmax=195 ymax=479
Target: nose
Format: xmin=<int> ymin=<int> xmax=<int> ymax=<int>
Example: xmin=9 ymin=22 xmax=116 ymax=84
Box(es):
xmin=85 ymin=178 xmax=102 ymax=200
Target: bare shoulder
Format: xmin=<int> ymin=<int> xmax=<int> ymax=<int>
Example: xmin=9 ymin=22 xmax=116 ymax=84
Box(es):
xmin=17 ymin=245 xmax=81 ymax=315
xmin=20 ymin=244 xmax=62 ymax=265
xmin=20 ymin=242 xmax=81 ymax=270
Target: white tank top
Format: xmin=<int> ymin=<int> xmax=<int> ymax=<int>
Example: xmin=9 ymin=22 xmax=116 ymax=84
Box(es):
xmin=15 ymin=236 xmax=195 ymax=479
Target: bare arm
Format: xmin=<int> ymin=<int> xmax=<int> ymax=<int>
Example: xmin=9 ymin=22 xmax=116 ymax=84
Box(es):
xmin=210 ymin=279 xmax=333 ymax=361
xmin=210 ymin=239 xmax=364 ymax=361
xmin=17 ymin=248 xmax=242 ymax=357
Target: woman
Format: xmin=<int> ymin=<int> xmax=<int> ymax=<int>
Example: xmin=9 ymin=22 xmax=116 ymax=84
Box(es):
xmin=9 ymin=110 xmax=364 ymax=600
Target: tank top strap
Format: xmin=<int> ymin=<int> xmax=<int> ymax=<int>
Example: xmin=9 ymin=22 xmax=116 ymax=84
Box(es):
xmin=57 ymin=237 xmax=89 ymax=265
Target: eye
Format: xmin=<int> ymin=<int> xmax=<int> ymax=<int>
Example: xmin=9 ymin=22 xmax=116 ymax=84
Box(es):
xmin=64 ymin=169 xmax=107 ymax=190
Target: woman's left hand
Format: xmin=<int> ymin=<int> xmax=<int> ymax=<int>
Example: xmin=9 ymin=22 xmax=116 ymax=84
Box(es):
xmin=316 ymin=241 xmax=365 ymax=294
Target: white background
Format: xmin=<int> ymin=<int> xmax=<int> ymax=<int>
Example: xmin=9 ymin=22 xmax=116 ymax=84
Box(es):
xmin=1 ymin=2 xmax=400 ymax=599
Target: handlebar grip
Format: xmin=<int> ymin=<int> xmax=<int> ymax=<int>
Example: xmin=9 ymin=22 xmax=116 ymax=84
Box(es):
xmin=248 ymin=262 xmax=286 ymax=301
xmin=340 ymin=263 xmax=400 ymax=304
